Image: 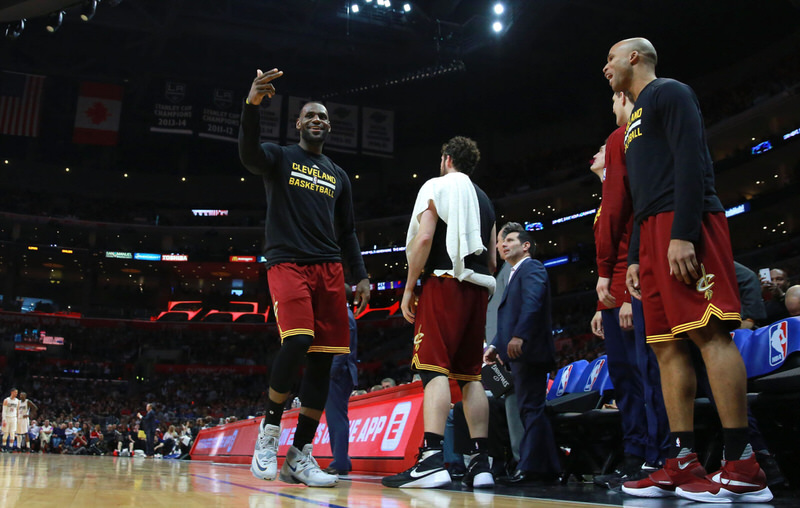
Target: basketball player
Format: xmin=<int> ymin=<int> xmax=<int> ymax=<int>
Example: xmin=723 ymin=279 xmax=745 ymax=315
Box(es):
xmin=16 ymin=392 xmax=37 ymax=453
xmin=239 ymin=68 xmax=369 ymax=488
xmin=603 ymin=38 xmax=771 ymax=503
xmin=2 ymin=388 xmax=19 ymax=452
xmin=382 ymin=136 xmax=496 ymax=489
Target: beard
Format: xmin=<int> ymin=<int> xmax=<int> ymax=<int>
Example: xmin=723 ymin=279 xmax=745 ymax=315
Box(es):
xmin=300 ymin=128 xmax=329 ymax=144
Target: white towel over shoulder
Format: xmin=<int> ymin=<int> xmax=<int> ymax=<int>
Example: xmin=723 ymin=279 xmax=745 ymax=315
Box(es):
xmin=406 ymin=172 xmax=496 ymax=293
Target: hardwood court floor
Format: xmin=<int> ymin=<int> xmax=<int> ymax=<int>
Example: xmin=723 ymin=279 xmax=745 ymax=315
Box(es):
xmin=0 ymin=453 xmax=795 ymax=507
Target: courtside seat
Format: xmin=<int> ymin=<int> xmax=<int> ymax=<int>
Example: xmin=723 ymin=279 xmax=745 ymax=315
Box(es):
xmin=546 ymin=360 xmax=589 ymax=401
xmin=745 ymin=317 xmax=800 ymax=393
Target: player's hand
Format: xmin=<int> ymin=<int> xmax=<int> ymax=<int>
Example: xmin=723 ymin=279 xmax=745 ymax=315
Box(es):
xmin=400 ymin=288 xmax=417 ymax=323
xmin=619 ymin=302 xmax=633 ymax=331
xmin=596 ymin=277 xmax=616 ymax=308
xmin=354 ymin=278 xmax=370 ymax=316
xmin=507 ymin=337 xmax=524 ymax=360
xmin=626 ymin=263 xmax=642 ymax=300
xmin=483 ymin=346 xmax=497 ymax=365
xmin=591 ymin=311 xmax=604 ymax=338
xmin=668 ymin=239 xmax=699 ymax=285
xmin=247 ymin=68 xmax=283 ymax=106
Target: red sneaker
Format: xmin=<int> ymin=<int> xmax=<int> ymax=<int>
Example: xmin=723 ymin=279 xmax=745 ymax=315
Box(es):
xmin=675 ymin=454 xmax=773 ymax=503
xmin=621 ymin=453 xmax=706 ymax=498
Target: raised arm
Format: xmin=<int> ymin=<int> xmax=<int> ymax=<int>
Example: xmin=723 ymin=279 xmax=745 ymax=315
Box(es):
xmin=238 ymin=68 xmax=283 ymax=176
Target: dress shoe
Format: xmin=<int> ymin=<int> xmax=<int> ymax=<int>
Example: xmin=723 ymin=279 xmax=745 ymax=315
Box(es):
xmin=322 ymin=466 xmax=349 ymax=476
xmin=498 ymin=470 xmax=559 ymax=486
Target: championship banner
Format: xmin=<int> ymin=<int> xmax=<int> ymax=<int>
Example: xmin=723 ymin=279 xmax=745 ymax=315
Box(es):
xmin=0 ymin=71 xmax=45 ymax=137
xmin=73 ymin=81 xmax=123 ymax=145
xmin=150 ymin=80 xmax=193 ymax=135
xmin=285 ymin=95 xmax=309 ymax=142
xmin=258 ymin=94 xmax=282 ymax=142
xmin=325 ymin=102 xmax=358 ymax=153
xmin=361 ymin=107 xmax=394 ymax=156
xmin=198 ymin=87 xmax=239 ymax=143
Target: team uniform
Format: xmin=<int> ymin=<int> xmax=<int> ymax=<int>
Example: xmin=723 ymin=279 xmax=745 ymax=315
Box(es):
xmin=16 ymin=399 xmax=29 ymax=436
xmin=239 ymin=105 xmax=367 ymax=352
xmin=411 ymin=181 xmax=496 ymax=382
xmin=625 ymin=78 xmax=740 ymax=342
xmin=2 ymin=396 xmax=19 ymax=449
xmin=240 ymin=98 xmax=367 ymax=488
xmin=593 ymin=124 xmax=669 ymax=477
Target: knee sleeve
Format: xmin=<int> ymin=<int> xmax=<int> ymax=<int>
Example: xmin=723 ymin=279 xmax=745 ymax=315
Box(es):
xmin=269 ymin=334 xmax=313 ymax=393
xmin=419 ymin=370 xmax=446 ymax=389
xmin=298 ymin=352 xmax=334 ymax=411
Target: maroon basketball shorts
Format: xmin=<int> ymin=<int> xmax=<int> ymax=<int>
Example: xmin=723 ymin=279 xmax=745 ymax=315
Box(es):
xmin=267 ymin=262 xmax=349 ymax=354
xmin=412 ymin=275 xmax=489 ymax=382
xmin=639 ymin=211 xmax=741 ymax=343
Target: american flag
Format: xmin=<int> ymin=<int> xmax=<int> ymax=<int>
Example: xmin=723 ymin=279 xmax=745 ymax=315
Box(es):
xmin=0 ymin=71 xmax=45 ymax=137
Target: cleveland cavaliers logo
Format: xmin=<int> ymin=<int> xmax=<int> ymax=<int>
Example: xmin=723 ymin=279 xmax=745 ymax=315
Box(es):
xmin=695 ymin=264 xmax=715 ymax=301
xmin=413 ymin=331 xmax=424 ymax=352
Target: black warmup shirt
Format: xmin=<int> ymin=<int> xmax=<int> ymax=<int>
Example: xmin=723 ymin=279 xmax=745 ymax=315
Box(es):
xmin=624 ymin=78 xmax=724 ymax=242
xmin=424 ymin=183 xmax=496 ymax=276
xmin=238 ymin=101 xmax=367 ymax=281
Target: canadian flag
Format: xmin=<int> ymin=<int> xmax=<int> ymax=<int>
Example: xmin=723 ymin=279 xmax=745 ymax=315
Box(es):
xmin=73 ymin=81 xmax=123 ymax=145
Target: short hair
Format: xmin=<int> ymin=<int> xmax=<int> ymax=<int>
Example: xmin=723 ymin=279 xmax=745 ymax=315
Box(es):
xmin=620 ymin=37 xmax=658 ymax=67
xmin=501 ymin=222 xmax=536 ymax=256
xmin=441 ymin=136 xmax=480 ymax=175
xmin=381 ymin=377 xmax=396 ymax=387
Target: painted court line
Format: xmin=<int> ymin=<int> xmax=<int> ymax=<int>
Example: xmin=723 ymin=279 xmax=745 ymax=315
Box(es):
xmin=190 ymin=473 xmax=349 ymax=508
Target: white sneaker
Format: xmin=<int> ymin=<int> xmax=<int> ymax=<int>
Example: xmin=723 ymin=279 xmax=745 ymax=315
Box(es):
xmin=250 ymin=421 xmax=279 ymax=481
xmin=279 ymin=444 xmax=338 ymax=487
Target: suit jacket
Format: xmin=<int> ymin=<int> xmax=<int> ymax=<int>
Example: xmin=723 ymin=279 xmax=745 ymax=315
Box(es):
xmin=492 ymin=257 xmax=555 ymax=368
xmin=331 ymin=308 xmax=358 ymax=386
xmin=142 ymin=409 xmax=156 ymax=433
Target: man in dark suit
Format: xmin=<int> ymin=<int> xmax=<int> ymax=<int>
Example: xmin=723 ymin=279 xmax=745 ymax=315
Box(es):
xmin=323 ymin=285 xmax=359 ymax=476
xmin=137 ymin=403 xmax=156 ymax=458
xmin=484 ymin=223 xmax=561 ymax=484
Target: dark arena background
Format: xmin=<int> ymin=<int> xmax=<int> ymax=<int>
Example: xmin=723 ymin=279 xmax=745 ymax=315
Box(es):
xmin=1 ymin=0 xmax=800 ymax=506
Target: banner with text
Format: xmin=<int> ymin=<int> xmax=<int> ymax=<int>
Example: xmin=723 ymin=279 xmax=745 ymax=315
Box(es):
xmin=150 ymin=80 xmax=193 ymax=135
xmin=361 ymin=107 xmax=394 ymax=156
xmin=258 ymin=94 xmax=283 ymax=142
xmin=198 ymin=87 xmax=240 ymax=143
xmin=325 ymin=102 xmax=359 ymax=153
xmin=285 ymin=96 xmax=309 ymax=143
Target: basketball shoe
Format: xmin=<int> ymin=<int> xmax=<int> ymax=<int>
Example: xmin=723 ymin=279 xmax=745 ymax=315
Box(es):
xmin=250 ymin=420 xmax=279 ymax=481
xmin=675 ymin=454 xmax=773 ymax=503
xmin=279 ymin=443 xmax=338 ymax=487
xmin=621 ymin=452 xmax=706 ymax=498
xmin=462 ymin=452 xmax=494 ymax=489
xmin=381 ymin=447 xmax=452 ymax=488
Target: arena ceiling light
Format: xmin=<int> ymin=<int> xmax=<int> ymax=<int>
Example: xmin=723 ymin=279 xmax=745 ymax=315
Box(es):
xmin=351 ymin=4 xmax=359 ymax=13
xmin=492 ymin=21 xmax=503 ymax=33
xmin=494 ymin=3 xmax=505 ymax=15
xmin=80 ymin=0 xmax=97 ymax=22
xmin=4 ymin=18 xmax=24 ymax=39
xmin=45 ymin=10 xmax=64 ymax=33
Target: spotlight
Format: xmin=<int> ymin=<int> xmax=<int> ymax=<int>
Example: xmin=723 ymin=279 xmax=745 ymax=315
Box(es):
xmin=403 ymin=3 xmax=411 ymax=12
xmin=80 ymin=0 xmax=97 ymax=22
xmin=4 ymin=18 xmax=24 ymax=40
xmin=494 ymin=3 xmax=505 ymax=15
xmin=492 ymin=21 xmax=503 ymax=32
xmin=377 ymin=0 xmax=384 ymax=5
xmin=351 ymin=3 xmax=359 ymax=13
xmin=46 ymin=10 xmax=64 ymax=33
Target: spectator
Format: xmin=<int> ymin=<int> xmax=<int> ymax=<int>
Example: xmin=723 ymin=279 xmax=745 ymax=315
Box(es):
xmin=785 ymin=285 xmax=800 ymax=317
xmin=761 ymin=268 xmax=790 ymax=323
xmin=39 ymin=420 xmax=53 ymax=453
xmin=380 ymin=378 xmax=396 ymax=389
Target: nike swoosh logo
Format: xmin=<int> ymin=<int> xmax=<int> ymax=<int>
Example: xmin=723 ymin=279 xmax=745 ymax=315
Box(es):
xmin=677 ymin=461 xmax=695 ymax=470
xmin=254 ymin=461 xmax=268 ymax=472
xmin=710 ymin=473 xmax=760 ymax=488
xmin=409 ymin=469 xmax=434 ymax=479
